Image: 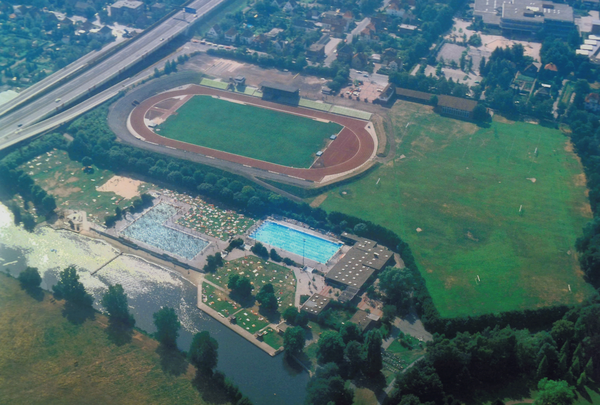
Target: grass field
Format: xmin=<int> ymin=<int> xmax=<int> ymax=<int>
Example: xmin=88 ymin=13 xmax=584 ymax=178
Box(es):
xmin=157 ymin=96 xmax=342 ymax=168
xmin=318 ymin=101 xmax=595 ymax=317
xmin=19 ymin=150 xmax=150 ymax=223
xmin=0 ymin=274 xmax=220 ymax=405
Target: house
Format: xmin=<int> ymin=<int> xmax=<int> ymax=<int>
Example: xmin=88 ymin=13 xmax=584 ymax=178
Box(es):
xmin=271 ymin=40 xmax=288 ymax=53
xmin=282 ymin=0 xmax=296 ymax=13
xmin=224 ymin=27 xmax=238 ymax=42
xmin=522 ymin=63 xmax=540 ymax=76
xmin=337 ymin=44 xmax=354 ymax=63
xmin=308 ymin=43 xmax=326 ymax=60
xmin=265 ymin=27 xmax=284 ymax=39
xmin=349 ymin=310 xmax=380 ymax=332
xmin=321 ymin=11 xmax=351 ymax=33
xmin=109 ymin=0 xmax=144 ymax=21
xmin=386 ymin=2 xmax=404 ymax=17
xmin=544 ymin=63 xmax=558 ymax=72
xmin=351 ymin=53 xmax=369 ymax=69
xmin=207 ymin=24 xmax=222 ymax=39
xmin=386 ymin=58 xmax=402 ymax=72
xmin=585 ymin=93 xmax=600 ymax=112
xmin=240 ymin=28 xmax=254 ymax=44
xmin=93 ymin=25 xmax=114 ymax=40
xmin=370 ymin=53 xmax=381 ymax=63
xmin=300 ymin=293 xmax=332 ymax=318
xmin=398 ymin=24 xmax=418 ymax=34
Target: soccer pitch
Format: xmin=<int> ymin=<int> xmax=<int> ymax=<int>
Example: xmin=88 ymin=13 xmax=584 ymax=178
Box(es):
xmin=156 ymin=96 xmax=342 ymax=168
xmin=318 ymin=101 xmax=596 ymax=318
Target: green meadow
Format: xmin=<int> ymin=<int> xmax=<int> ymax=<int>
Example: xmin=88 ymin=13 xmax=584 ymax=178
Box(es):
xmin=318 ymin=101 xmax=595 ymax=317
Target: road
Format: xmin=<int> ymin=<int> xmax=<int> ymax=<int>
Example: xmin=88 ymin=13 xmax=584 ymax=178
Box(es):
xmin=346 ymin=17 xmax=370 ymax=43
xmin=324 ymin=38 xmax=342 ymax=67
xmin=0 ymin=0 xmax=228 ymax=150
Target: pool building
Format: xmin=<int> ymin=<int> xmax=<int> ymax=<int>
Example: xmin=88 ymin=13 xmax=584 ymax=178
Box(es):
xmin=326 ymin=232 xmax=394 ymax=302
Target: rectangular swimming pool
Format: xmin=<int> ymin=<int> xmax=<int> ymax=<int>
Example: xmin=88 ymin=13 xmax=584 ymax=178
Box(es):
xmin=120 ymin=203 xmax=209 ymax=260
xmin=250 ymin=221 xmax=341 ymax=264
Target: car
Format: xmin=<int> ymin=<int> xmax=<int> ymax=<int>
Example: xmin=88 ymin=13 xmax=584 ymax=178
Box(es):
xmin=17 ymin=123 xmax=22 ymax=127
xmin=377 ymin=88 xmax=383 ymax=92
xmin=218 ymin=45 xmax=224 ymax=49
xmin=353 ymin=92 xmax=359 ymax=97
xmin=363 ymin=74 xmax=369 ymax=77
xmin=345 ymin=91 xmax=351 ymax=95
xmin=55 ymin=98 xmax=61 ymax=103
xmin=160 ymin=38 xmax=164 ymax=41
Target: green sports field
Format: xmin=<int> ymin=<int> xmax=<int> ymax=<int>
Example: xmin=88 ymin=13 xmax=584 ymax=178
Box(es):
xmin=318 ymin=101 xmax=596 ymax=318
xmin=157 ymin=96 xmax=342 ymax=168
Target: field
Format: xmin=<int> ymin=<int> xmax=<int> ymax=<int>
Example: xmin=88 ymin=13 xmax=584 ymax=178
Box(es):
xmin=318 ymin=101 xmax=595 ymax=317
xmin=0 ymin=274 xmax=220 ymax=405
xmin=19 ymin=150 xmax=150 ymax=223
xmin=156 ymin=96 xmax=342 ymax=168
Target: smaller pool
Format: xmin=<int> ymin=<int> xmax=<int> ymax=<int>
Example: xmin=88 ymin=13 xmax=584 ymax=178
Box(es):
xmin=250 ymin=221 xmax=341 ymax=264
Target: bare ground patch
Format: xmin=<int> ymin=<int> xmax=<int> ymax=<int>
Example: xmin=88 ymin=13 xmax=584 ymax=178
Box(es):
xmin=574 ymin=173 xmax=587 ymax=187
xmin=96 ymin=176 xmax=144 ymax=199
xmin=52 ymin=187 xmax=81 ymax=198
xmin=310 ymin=194 xmax=328 ymax=208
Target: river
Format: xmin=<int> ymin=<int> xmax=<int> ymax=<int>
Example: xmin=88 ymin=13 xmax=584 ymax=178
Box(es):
xmin=0 ymin=203 xmax=308 ymax=404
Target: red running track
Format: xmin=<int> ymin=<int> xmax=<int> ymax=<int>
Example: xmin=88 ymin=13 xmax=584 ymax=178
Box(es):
xmin=129 ymin=85 xmax=375 ymax=182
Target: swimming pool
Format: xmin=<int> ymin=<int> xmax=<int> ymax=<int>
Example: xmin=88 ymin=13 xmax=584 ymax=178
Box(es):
xmin=120 ymin=203 xmax=209 ymax=260
xmin=250 ymin=221 xmax=341 ymax=264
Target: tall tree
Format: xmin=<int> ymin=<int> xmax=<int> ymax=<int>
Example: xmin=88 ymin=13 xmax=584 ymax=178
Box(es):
xmin=364 ymin=329 xmax=383 ymax=376
xmin=18 ymin=267 xmax=42 ymax=291
xmin=52 ymin=266 xmax=93 ymax=307
xmin=535 ymin=378 xmax=575 ymax=405
xmin=101 ymin=284 xmax=135 ymax=327
xmin=189 ymin=331 xmax=219 ymax=374
xmin=304 ymin=363 xmax=353 ymax=405
xmin=283 ymin=326 xmax=305 ymax=356
xmin=256 ymin=283 xmax=278 ymax=311
xmin=153 ymin=307 xmax=180 ymax=348
xmin=317 ymin=331 xmax=345 ymax=365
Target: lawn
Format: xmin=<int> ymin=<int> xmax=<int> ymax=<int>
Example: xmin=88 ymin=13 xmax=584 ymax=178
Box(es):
xmin=156 ymin=96 xmax=342 ymax=168
xmin=205 ymin=257 xmax=297 ymax=309
xmin=19 ymin=150 xmax=150 ymax=223
xmin=318 ymin=100 xmax=595 ymax=317
xmin=0 ymin=274 xmax=221 ymax=405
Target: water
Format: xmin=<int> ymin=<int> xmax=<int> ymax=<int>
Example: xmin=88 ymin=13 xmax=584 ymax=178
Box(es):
xmin=0 ymin=204 xmax=308 ymax=404
xmin=250 ymin=221 xmax=342 ymax=264
xmin=120 ymin=203 xmax=209 ymax=260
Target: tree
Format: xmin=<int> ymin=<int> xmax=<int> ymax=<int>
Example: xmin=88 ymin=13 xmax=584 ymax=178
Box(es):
xmin=269 ymin=249 xmax=282 ymax=262
xmin=82 ymin=156 xmax=93 ymax=167
xmin=364 ymin=329 xmax=383 ymax=376
xmin=340 ymin=323 xmax=363 ymax=344
xmin=472 ymin=104 xmax=490 ymax=122
xmin=251 ymin=242 xmax=269 ymax=259
xmin=535 ymin=378 xmax=575 ymax=405
xmin=228 ymin=274 xmax=253 ymax=299
xmin=256 ymin=283 xmax=278 ymax=311
xmin=153 ymin=307 xmax=180 ymax=347
xmin=344 ymin=340 xmax=365 ymax=377
xmin=317 ymin=331 xmax=345 ymax=365
xmin=430 ymin=95 xmax=439 ymax=106
xmin=52 ymin=266 xmax=93 ymax=307
xmin=101 ymin=284 xmax=135 ymax=327
xmin=203 ymin=253 xmax=223 ymax=272
xmin=305 ymin=363 xmax=354 ymax=405
xmin=284 ymin=326 xmax=305 ymax=356
xmin=283 ymin=306 xmax=299 ymax=324
xmin=379 ymin=267 xmax=413 ymax=314
xmin=189 ymin=331 xmax=219 ymax=374
xmin=18 ymin=267 xmax=42 ymax=291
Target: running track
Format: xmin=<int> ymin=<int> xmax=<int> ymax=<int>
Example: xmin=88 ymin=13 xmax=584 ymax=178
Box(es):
xmin=129 ymin=85 xmax=376 ymax=182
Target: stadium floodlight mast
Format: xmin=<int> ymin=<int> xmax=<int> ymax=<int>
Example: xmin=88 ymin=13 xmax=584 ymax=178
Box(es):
xmin=303 ymin=238 xmax=306 ymax=268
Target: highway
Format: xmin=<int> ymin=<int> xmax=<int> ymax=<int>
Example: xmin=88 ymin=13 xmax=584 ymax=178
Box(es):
xmin=0 ymin=0 xmax=227 ymax=150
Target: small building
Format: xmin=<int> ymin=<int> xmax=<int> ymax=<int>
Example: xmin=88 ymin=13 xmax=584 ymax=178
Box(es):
xmin=349 ymin=309 xmax=380 ymax=332
xmin=585 ymin=92 xmax=600 ymax=112
xmin=376 ymin=83 xmax=396 ymax=104
xmin=207 ymin=24 xmax=222 ymax=39
xmin=233 ymin=75 xmax=245 ymax=86
xmin=300 ymin=293 xmax=332 ymax=318
xmin=398 ymin=24 xmax=418 ymax=34
xmin=395 ymin=88 xmax=479 ymax=120
xmin=593 ymin=19 xmax=600 ymax=35
xmin=386 ymin=2 xmax=404 ymax=17
xmin=110 ymin=0 xmax=144 ymax=21
xmin=351 ymin=53 xmax=369 ymax=70
xmin=224 ymin=27 xmax=238 ymax=42
xmin=260 ymin=81 xmax=300 ymax=102
xmin=276 ymin=321 xmax=292 ymax=334
xmin=240 ymin=28 xmax=255 ymax=44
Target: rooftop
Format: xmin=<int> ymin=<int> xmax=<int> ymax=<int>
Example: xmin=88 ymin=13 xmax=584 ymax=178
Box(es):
xmin=111 ymin=0 xmax=143 ymax=9
xmin=474 ymin=0 xmax=573 ymax=24
xmin=260 ymin=81 xmax=300 ymax=93
xmin=349 ymin=309 xmax=380 ymax=331
xmin=300 ymin=293 xmax=332 ymax=316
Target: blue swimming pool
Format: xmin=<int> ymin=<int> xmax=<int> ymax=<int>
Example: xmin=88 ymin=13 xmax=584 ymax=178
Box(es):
xmin=250 ymin=221 xmax=342 ymax=264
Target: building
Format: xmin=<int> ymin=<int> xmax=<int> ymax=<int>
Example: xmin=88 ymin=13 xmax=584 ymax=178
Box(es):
xmin=473 ymin=0 xmax=575 ymax=38
xmin=240 ymin=28 xmax=255 ymax=44
xmin=376 ymin=83 xmax=396 ymax=104
xmin=395 ymin=88 xmax=479 ymax=120
xmin=260 ymin=81 xmax=300 ymax=102
xmin=224 ymin=27 xmax=238 ymax=42
xmin=585 ymin=92 xmax=600 ymax=112
xmin=326 ymin=235 xmax=394 ymax=302
xmin=110 ymin=0 xmax=144 ymax=20
xmin=349 ymin=309 xmax=380 ymax=332
xmin=321 ymin=11 xmax=351 ymax=34
xmin=307 ymin=33 xmax=330 ymax=60
xmin=300 ymin=293 xmax=332 ymax=318
xmin=207 ymin=24 xmax=222 ymax=39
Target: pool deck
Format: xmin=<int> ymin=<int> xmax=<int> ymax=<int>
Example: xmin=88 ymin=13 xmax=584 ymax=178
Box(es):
xmin=196 ymin=281 xmax=282 ymax=357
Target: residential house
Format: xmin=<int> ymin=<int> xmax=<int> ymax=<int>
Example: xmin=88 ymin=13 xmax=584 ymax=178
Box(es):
xmin=282 ymin=0 xmax=296 ymax=13
xmin=240 ymin=28 xmax=255 ymax=44
xmin=522 ymin=62 xmax=540 ymax=76
xmin=207 ymin=24 xmax=222 ymax=39
xmin=321 ymin=11 xmax=351 ymax=33
xmin=351 ymin=53 xmax=369 ymax=69
xmin=109 ymin=0 xmax=144 ymax=21
xmin=585 ymin=92 xmax=600 ymax=112
xmin=265 ymin=27 xmax=284 ymax=39
xmin=93 ymin=25 xmax=114 ymax=40
xmin=387 ymin=58 xmax=402 ymax=71
xmin=337 ymin=44 xmax=354 ymax=63
xmin=272 ymin=40 xmax=288 ymax=53
xmin=224 ymin=27 xmax=238 ymax=42
xmin=359 ymin=23 xmax=377 ymax=42
xmin=386 ymin=1 xmax=404 ymax=17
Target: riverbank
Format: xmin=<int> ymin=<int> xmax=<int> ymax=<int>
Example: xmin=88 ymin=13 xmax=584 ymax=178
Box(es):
xmin=196 ymin=283 xmax=282 ymax=357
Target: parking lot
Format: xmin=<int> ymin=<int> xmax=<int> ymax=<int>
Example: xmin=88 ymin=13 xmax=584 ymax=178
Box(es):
xmin=339 ymin=69 xmax=388 ymax=102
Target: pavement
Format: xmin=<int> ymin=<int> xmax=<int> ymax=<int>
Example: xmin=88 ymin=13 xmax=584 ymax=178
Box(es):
xmin=347 ymin=18 xmax=370 ymax=43
xmin=324 ymin=38 xmax=343 ymax=67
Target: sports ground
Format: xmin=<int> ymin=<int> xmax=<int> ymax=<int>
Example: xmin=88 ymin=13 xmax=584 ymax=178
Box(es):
xmin=156 ymin=96 xmax=343 ymax=168
xmin=128 ymin=85 xmax=377 ymax=183
xmin=318 ymin=101 xmax=596 ymax=317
